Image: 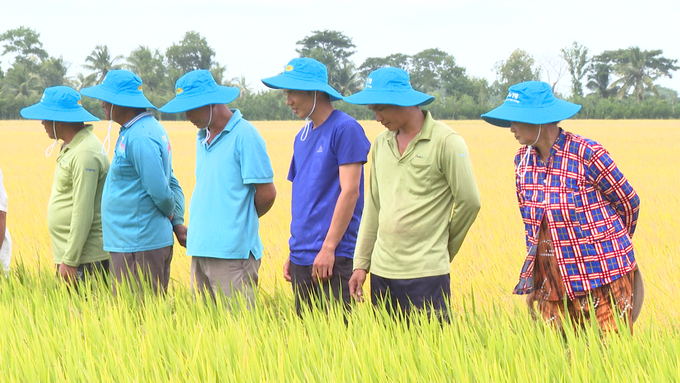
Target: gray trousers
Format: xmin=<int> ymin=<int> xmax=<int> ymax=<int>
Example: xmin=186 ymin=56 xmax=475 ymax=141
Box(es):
xmin=110 ymin=246 xmax=173 ymax=296
xmin=191 ymin=254 xmax=261 ymax=307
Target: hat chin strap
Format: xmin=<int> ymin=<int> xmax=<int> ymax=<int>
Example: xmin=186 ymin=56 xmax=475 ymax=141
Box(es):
xmin=45 ymin=121 xmax=58 ymax=157
xmin=300 ymin=91 xmax=317 ymax=142
xmin=516 ymin=124 xmax=542 ymax=178
xmin=102 ymin=104 xmax=114 ymax=155
xmin=202 ymin=105 xmax=213 ymax=146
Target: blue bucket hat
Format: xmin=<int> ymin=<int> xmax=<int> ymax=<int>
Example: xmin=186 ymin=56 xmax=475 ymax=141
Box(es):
xmin=21 ymin=86 xmax=99 ymax=122
xmin=343 ymin=67 xmax=434 ymax=107
xmin=481 ymin=81 xmax=581 ymax=127
xmin=261 ymin=58 xmax=343 ymax=101
xmin=80 ymin=69 xmax=157 ymax=109
xmin=159 ymin=70 xmax=240 ymax=113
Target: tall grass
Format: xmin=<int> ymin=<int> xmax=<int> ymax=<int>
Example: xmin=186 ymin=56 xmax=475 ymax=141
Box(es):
xmin=0 ymin=119 xmax=679 ymax=381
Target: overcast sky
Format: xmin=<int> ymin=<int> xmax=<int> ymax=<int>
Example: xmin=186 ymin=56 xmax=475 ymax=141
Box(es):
xmin=3 ymin=0 xmax=680 ymax=96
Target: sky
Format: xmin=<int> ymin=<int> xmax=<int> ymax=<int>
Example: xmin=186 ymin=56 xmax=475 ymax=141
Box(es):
xmin=3 ymin=0 xmax=680 ymax=96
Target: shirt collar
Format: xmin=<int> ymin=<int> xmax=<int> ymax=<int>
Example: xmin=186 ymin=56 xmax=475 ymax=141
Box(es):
xmin=548 ymin=128 xmax=567 ymax=159
xmin=197 ymin=109 xmax=242 ymax=142
xmin=122 ymin=111 xmax=153 ymax=129
xmin=389 ymin=110 xmax=433 ymax=142
xmin=61 ymin=125 xmax=94 ymax=153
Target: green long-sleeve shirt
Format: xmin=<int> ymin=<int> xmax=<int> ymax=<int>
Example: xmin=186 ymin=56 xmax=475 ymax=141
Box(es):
xmin=353 ymin=111 xmax=481 ymax=279
xmin=47 ymin=126 xmax=110 ymax=266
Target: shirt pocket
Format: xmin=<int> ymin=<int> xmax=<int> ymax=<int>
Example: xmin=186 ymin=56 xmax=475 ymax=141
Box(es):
xmin=567 ymin=188 xmax=615 ymax=243
xmin=406 ymin=157 xmax=432 ymax=195
xmin=110 ymin=154 xmax=136 ymax=180
xmin=54 ymin=160 xmax=72 ymax=193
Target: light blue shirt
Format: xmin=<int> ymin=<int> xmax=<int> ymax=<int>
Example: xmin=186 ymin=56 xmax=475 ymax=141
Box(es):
xmin=102 ymin=113 xmax=185 ymax=252
xmin=187 ymin=110 xmax=273 ymax=260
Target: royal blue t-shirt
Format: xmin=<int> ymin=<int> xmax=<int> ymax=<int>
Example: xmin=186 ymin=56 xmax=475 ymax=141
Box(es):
xmin=288 ymin=110 xmax=371 ymax=266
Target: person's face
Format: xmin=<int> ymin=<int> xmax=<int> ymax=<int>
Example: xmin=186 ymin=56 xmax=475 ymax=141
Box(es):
xmin=285 ymin=90 xmax=315 ymax=119
xmin=101 ymin=101 xmax=113 ymax=120
xmin=184 ymin=105 xmax=211 ymax=129
xmin=509 ymin=122 xmax=540 ymax=145
xmin=41 ymin=120 xmax=56 ymax=140
xmin=368 ymin=104 xmax=406 ymax=132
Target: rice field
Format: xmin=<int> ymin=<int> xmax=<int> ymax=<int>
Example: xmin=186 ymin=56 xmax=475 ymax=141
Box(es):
xmin=0 ymin=118 xmax=678 ymax=381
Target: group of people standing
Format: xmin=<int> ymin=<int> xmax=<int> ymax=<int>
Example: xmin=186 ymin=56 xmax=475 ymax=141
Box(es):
xmin=0 ymin=57 xmax=643 ymax=333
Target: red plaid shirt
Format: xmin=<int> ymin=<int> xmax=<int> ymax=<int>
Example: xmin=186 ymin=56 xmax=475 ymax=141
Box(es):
xmin=513 ymin=130 xmax=639 ymax=300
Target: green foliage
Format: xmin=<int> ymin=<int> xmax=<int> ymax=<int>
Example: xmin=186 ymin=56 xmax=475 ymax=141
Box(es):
xmin=604 ymin=47 xmax=680 ymax=102
xmin=83 ymin=45 xmax=123 ymax=84
xmin=494 ymin=49 xmax=541 ymax=97
xmin=296 ymin=30 xmax=356 ymax=95
xmin=561 ymin=42 xmax=590 ymax=97
xmin=166 ymin=31 xmax=215 ymax=77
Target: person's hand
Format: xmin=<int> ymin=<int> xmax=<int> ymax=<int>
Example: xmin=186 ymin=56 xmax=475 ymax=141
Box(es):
xmin=526 ymin=290 xmax=537 ymax=320
xmin=349 ymin=269 xmax=367 ymax=302
xmin=283 ymin=257 xmax=292 ymax=282
xmin=59 ymin=264 xmax=78 ymax=284
xmin=311 ymin=247 xmax=335 ymax=283
xmin=173 ymin=224 xmax=187 ymax=248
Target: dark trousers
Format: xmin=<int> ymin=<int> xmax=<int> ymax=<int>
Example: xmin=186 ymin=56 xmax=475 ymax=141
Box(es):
xmin=370 ymin=273 xmax=451 ymax=319
xmin=289 ymin=256 xmax=353 ymax=316
xmin=110 ymin=246 xmax=173 ymax=296
xmin=56 ymin=259 xmax=110 ymax=284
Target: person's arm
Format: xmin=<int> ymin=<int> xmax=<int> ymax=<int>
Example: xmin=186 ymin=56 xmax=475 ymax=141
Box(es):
xmin=441 ymin=133 xmax=481 ymax=261
xmin=349 ymin=148 xmax=379 ymax=301
xmin=60 ymin=153 xmax=105 ymax=268
xmin=586 ymin=146 xmax=640 ymax=237
xmin=128 ymin=136 xmax=175 ymax=217
xmin=311 ymin=163 xmax=362 ymax=283
xmin=0 ymin=211 xmax=5 ymax=252
xmin=254 ymin=182 xmax=276 ymax=217
xmin=168 ymin=172 xmax=187 ymax=247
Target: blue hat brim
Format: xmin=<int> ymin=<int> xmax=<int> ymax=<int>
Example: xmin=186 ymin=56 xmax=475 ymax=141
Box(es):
xmin=481 ymin=99 xmax=581 ymax=127
xmin=261 ymin=75 xmax=343 ymax=101
xmin=81 ymin=84 xmax=157 ymax=110
xmin=343 ymin=89 xmax=434 ymax=107
xmin=20 ymin=103 xmax=99 ymax=122
xmin=159 ymin=86 xmax=240 ymax=113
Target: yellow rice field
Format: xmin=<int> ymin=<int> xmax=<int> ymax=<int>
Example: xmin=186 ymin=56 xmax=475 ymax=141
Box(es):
xmin=1 ymin=118 xmax=678 ymax=327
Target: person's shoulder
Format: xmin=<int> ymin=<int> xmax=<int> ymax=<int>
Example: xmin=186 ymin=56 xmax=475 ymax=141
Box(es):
xmin=563 ymin=131 xmax=606 ymax=160
xmin=328 ymin=110 xmax=363 ymax=131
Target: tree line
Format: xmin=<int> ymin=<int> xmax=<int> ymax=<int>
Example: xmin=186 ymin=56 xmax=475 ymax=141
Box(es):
xmin=1 ymin=27 xmax=679 ymax=121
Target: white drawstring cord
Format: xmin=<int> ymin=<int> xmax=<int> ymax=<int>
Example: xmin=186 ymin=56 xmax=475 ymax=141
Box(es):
xmin=45 ymin=121 xmax=58 ymax=156
xmin=516 ymin=124 xmax=542 ymax=178
xmin=300 ymin=91 xmax=317 ymax=142
xmin=102 ymin=104 xmax=113 ymax=155
xmin=202 ymin=105 xmax=213 ymax=146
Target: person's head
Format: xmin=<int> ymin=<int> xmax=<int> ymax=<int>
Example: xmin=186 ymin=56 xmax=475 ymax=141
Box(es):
xmin=481 ymin=81 xmax=581 ymax=146
xmin=261 ymin=57 xmax=343 ymax=119
xmin=159 ymin=69 xmax=240 ymax=129
xmin=344 ymin=67 xmax=434 ymax=128
xmin=20 ymin=86 xmax=99 ymax=153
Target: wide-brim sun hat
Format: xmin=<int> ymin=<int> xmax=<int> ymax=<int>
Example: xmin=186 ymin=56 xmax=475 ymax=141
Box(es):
xmin=81 ymin=69 xmax=157 ymax=109
xmin=261 ymin=57 xmax=343 ymax=101
xmin=159 ymin=70 xmax=240 ymax=113
xmin=481 ymin=81 xmax=581 ymax=127
xmin=343 ymin=67 xmax=434 ymax=107
xmin=21 ymin=86 xmax=99 ymax=122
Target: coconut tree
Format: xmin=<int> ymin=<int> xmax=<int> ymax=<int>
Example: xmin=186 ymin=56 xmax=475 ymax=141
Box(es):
xmin=83 ymin=45 xmax=123 ymax=84
xmin=608 ymin=47 xmax=679 ymax=102
xmin=1 ymin=63 xmax=42 ymax=100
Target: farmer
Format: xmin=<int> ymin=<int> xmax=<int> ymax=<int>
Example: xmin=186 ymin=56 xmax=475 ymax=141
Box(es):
xmin=160 ymin=70 xmax=276 ymax=305
xmin=0 ymin=167 xmax=10 ymax=274
xmin=20 ymin=86 xmax=110 ymax=284
xmin=261 ymin=58 xmax=371 ymax=315
xmin=81 ymin=70 xmax=186 ymax=295
xmin=481 ymin=81 xmax=643 ymax=333
xmin=345 ymin=67 xmax=481 ymax=318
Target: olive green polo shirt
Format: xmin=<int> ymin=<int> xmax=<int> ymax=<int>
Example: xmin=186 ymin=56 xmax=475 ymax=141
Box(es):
xmin=354 ymin=111 xmax=481 ymax=279
xmin=47 ymin=126 xmax=110 ymax=266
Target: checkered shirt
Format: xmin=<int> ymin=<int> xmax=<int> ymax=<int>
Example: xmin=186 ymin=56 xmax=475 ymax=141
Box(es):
xmin=513 ymin=130 xmax=640 ymax=300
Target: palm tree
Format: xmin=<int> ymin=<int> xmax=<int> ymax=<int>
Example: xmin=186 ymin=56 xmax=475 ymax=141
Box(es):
xmin=75 ymin=72 xmax=97 ymax=91
xmin=332 ymin=61 xmax=360 ymax=96
xmin=83 ymin=45 xmax=123 ymax=84
xmin=231 ymin=75 xmax=252 ymax=97
xmin=1 ymin=64 xmax=42 ymax=100
xmin=609 ymin=47 xmax=679 ymax=102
